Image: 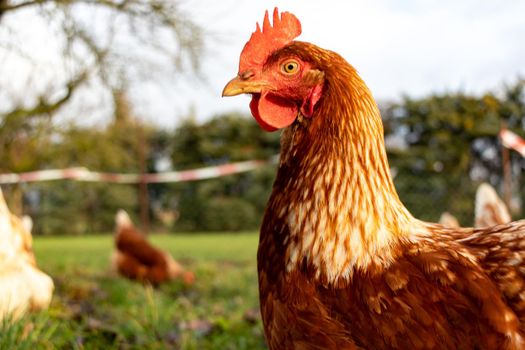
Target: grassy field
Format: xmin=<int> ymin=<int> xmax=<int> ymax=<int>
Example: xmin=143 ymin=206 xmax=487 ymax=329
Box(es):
xmin=0 ymin=233 xmax=267 ymax=350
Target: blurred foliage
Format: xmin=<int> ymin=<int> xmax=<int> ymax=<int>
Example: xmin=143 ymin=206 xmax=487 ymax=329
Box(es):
xmin=0 ymin=0 xmax=204 ymax=181
xmin=384 ymin=78 xmax=525 ymax=225
xmin=172 ymin=113 xmax=280 ymax=169
xmin=169 ymin=113 xmax=280 ymax=232
xmin=1 ymin=0 xmax=205 ymax=230
xmin=1 ymin=80 xmax=525 ymax=233
xmin=3 ymin=92 xmax=147 ymax=234
xmin=2 ymin=109 xmax=280 ymax=234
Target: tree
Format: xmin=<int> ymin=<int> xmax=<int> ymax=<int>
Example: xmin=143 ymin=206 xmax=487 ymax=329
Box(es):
xmin=0 ymin=0 xmax=203 ymax=166
xmin=0 ymin=0 xmax=203 ymax=118
xmin=0 ymin=0 xmax=204 ymax=216
xmin=27 ymin=91 xmax=154 ymax=234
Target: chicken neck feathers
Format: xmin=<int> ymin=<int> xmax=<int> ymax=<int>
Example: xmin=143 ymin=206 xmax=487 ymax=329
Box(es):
xmin=257 ymin=42 xmax=525 ymax=349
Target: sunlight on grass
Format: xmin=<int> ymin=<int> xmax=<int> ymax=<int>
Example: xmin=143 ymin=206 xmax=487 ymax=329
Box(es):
xmin=1 ymin=232 xmax=266 ymax=349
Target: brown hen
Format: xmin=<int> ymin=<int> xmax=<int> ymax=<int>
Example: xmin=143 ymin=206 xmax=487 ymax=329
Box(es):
xmin=111 ymin=210 xmax=194 ymax=286
xmin=223 ymin=8 xmax=525 ymax=350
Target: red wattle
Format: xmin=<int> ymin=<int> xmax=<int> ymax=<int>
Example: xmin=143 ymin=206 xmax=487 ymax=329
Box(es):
xmin=250 ymin=95 xmax=277 ymax=132
xmin=249 ymin=92 xmax=298 ymax=132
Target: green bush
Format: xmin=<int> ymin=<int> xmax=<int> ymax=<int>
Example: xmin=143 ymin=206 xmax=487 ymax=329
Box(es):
xmin=202 ymin=197 xmax=258 ymax=231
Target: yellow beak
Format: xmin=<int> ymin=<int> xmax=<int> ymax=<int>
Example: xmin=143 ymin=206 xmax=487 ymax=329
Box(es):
xmin=222 ymin=76 xmax=267 ymax=97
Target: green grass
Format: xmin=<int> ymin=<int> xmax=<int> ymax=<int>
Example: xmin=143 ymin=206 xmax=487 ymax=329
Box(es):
xmin=0 ymin=233 xmax=266 ymax=350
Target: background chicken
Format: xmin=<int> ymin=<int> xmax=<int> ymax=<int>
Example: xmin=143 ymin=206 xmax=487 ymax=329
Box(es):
xmin=0 ymin=188 xmax=54 ymax=321
xmin=223 ymin=8 xmax=525 ymax=349
xmin=111 ymin=210 xmax=194 ymax=286
xmin=438 ymin=211 xmax=460 ymax=228
xmin=438 ymin=182 xmax=511 ymax=229
xmin=475 ymin=182 xmax=512 ymax=227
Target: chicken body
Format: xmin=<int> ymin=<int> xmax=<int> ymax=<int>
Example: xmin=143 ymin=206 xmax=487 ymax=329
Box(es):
xmin=112 ymin=210 xmax=193 ymax=286
xmin=257 ymin=78 xmax=525 ymax=347
xmin=0 ymin=188 xmax=53 ymax=321
xmin=223 ymin=9 xmax=525 ymax=350
xmin=259 ymin=230 xmax=525 ymax=349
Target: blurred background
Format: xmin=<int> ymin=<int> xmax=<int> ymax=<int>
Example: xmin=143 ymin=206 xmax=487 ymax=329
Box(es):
xmin=0 ymin=1 xmax=524 ymax=348
xmin=1 ymin=0 xmax=524 ymax=234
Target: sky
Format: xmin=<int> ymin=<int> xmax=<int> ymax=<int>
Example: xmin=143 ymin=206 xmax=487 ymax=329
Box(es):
xmin=2 ymin=0 xmax=525 ymax=127
xmin=149 ymin=0 xmax=525 ymax=126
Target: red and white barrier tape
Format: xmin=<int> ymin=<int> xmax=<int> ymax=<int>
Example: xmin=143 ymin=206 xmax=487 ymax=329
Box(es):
xmin=500 ymin=129 xmax=525 ymax=157
xmin=0 ymin=160 xmax=271 ymax=184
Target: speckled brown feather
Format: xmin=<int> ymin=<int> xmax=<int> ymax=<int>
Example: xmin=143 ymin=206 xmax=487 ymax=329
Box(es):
xmin=443 ymin=221 xmax=525 ymax=330
xmin=256 ymin=41 xmax=525 ymax=349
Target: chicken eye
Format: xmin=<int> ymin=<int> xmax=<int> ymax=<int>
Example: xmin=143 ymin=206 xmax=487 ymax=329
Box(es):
xmin=281 ymin=60 xmax=299 ymax=74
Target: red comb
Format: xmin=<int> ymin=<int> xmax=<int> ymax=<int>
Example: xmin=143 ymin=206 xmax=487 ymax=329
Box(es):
xmin=239 ymin=8 xmax=301 ymax=72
